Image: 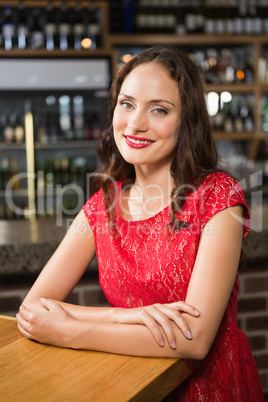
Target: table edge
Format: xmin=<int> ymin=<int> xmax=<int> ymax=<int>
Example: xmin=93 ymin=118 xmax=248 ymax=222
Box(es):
xmin=0 ymin=315 xmax=17 ymax=321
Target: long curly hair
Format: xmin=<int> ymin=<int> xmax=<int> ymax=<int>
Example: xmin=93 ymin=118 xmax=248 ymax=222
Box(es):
xmin=91 ymin=45 xmax=220 ymax=229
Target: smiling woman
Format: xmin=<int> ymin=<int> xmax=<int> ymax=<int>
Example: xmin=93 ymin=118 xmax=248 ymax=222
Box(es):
xmin=16 ymin=46 xmax=264 ymax=401
xmin=112 ymin=62 xmax=180 ymax=169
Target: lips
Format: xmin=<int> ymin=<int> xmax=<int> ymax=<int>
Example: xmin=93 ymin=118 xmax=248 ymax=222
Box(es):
xmin=124 ymin=135 xmax=155 ymax=149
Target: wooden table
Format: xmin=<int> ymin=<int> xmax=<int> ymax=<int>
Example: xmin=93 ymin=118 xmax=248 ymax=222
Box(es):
xmin=0 ymin=316 xmax=196 ymax=402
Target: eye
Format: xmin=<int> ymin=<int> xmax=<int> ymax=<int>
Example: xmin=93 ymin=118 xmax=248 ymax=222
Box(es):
xmin=120 ymin=101 xmax=134 ymax=109
xmin=153 ymin=108 xmax=168 ymax=115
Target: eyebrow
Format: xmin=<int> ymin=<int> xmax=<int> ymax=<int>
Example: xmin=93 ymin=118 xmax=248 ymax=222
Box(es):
xmin=118 ymin=93 xmax=176 ymax=108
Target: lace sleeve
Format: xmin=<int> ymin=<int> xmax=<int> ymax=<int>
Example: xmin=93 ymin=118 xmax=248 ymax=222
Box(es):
xmin=199 ymin=173 xmax=250 ymax=240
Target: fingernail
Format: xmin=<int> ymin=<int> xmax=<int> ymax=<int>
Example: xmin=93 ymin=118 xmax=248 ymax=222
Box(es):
xmin=186 ymin=330 xmax=192 ymax=339
xmin=194 ymin=309 xmax=200 ymax=316
xmin=171 ymin=340 xmax=177 ymax=349
xmin=160 ymin=339 xmax=165 ymax=347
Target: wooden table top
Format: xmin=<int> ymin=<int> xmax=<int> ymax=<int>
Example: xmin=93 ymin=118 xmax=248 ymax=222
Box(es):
xmin=0 ymin=315 xmax=196 ymax=402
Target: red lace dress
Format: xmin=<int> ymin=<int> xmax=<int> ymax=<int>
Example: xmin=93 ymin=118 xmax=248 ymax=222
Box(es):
xmin=83 ymin=172 xmax=264 ymax=401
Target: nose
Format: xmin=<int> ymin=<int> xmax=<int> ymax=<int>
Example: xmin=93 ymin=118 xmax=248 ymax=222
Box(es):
xmin=127 ymin=108 xmax=148 ymax=134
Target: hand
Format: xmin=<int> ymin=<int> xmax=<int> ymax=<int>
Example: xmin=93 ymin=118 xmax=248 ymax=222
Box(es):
xmin=113 ymin=302 xmax=200 ymax=349
xmin=16 ymin=298 xmax=75 ymax=348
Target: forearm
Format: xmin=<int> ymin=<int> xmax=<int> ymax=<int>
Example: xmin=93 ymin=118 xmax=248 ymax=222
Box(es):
xmin=67 ymin=319 xmax=198 ymax=359
xmin=55 ymin=301 xmax=114 ymax=323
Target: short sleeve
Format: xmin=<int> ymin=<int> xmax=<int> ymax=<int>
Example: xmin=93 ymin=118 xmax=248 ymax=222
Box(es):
xmin=83 ymin=189 xmax=105 ymax=231
xmin=199 ymin=173 xmax=250 ymax=240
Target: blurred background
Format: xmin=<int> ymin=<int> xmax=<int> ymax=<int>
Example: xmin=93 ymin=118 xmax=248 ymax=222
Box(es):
xmin=0 ymin=0 xmax=267 ymax=395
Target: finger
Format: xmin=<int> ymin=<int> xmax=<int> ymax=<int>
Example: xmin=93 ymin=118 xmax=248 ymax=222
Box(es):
xmin=145 ymin=307 xmax=177 ymax=349
xmin=154 ymin=304 xmax=193 ymax=341
xmin=17 ymin=322 xmax=35 ymax=340
xmin=139 ymin=311 xmax=165 ymax=347
xmin=164 ymin=301 xmax=200 ymax=317
xmin=19 ymin=305 xmax=34 ymax=322
xmin=16 ymin=313 xmax=35 ymax=339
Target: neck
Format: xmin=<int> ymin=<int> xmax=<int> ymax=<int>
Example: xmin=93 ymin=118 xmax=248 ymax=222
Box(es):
xmin=134 ymin=164 xmax=174 ymax=200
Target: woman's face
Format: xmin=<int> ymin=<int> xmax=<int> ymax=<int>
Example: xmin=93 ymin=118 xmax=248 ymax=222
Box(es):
xmin=113 ymin=62 xmax=181 ymax=169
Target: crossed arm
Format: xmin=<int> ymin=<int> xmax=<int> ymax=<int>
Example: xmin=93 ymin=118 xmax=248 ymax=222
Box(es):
xmin=16 ymin=205 xmax=244 ymax=360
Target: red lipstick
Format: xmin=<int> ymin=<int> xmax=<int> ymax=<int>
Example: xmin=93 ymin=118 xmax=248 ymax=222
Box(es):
xmin=124 ymin=135 xmax=155 ymax=149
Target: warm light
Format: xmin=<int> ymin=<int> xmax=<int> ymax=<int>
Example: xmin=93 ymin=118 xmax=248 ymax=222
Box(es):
xmin=121 ymin=53 xmax=133 ymax=63
xmin=208 ymin=57 xmax=217 ymax=67
xmin=236 ymin=70 xmax=245 ymax=80
xmin=81 ymin=38 xmax=92 ymax=49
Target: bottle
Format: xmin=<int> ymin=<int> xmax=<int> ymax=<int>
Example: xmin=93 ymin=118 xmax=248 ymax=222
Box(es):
xmin=59 ymin=4 xmax=73 ymax=50
xmin=3 ymin=114 xmax=15 ymax=143
xmin=73 ymin=5 xmax=84 ymax=50
xmin=8 ymin=157 xmax=19 ymax=190
xmin=223 ymin=103 xmax=234 ymax=133
xmin=261 ymin=97 xmax=268 ymax=132
xmin=243 ymin=56 xmax=254 ymax=83
xmin=91 ymin=111 xmax=102 ymax=139
xmin=17 ymin=3 xmax=29 ymax=49
xmin=86 ymin=6 xmax=102 ymax=50
xmin=37 ymin=115 xmax=48 ymax=144
xmin=29 ymin=8 xmax=45 ymax=49
xmin=233 ymin=102 xmax=244 ymax=132
xmin=241 ymin=100 xmax=254 ymax=132
xmin=2 ymin=6 xmax=15 ymax=50
xmin=14 ymin=114 xmax=25 ymax=144
xmin=44 ymin=4 xmax=58 ymax=51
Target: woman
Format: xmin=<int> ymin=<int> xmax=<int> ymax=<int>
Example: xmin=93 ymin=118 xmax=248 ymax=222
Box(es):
xmin=17 ymin=46 xmax=263 ymax=401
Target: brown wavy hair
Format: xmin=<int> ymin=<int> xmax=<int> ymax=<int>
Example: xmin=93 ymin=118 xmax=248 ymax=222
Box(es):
xmin=92 ymin=45 xmax=220 ymax=229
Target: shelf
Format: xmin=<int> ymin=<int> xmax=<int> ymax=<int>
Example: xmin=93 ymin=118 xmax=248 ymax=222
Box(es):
xmin=205 ymin=84 xmax=256 ymax=93
xmin=0 ymin=143 xmax=26 ymax=150
xmin=0 ymin=189 xmax=28 ymax=197
xmin=108 ymin=34 xmax=268 ymax=47
xmin=213 ymin=132 xmax=255 ymax=141
xmin=0 ymin=49 xmax=114 ymax=58
xmin=34 ymin=140 xmax=100 ymax=149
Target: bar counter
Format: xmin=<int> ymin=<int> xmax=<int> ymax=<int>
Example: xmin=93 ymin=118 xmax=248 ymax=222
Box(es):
xmin=0 ymin=316 xmax=196 ymax=401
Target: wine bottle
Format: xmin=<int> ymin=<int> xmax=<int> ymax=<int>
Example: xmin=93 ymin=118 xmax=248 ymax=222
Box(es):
xmin=2 ymin=6 xmax=15 ymax=50
xmin=3 ymin=114 xmax=15 ymax=143
xmin=14 ymin=114 xmax=25 ymax=144
xmin=86 ymin=6 xmax=102 ymax=49
xmin=17 ymin=3 xmax=29 ymax=49
xmin=59 ymin=4 xmax=73 ymax=50
xmin=44 ymin=4 xmax=57 ymax=51
xmin=73 ymin=5 xmax=84 ymax=50
xmin=29 ymin=8 xmax=45 ymax=49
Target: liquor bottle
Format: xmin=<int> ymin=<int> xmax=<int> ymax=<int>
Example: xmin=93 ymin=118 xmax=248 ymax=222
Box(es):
xmin=241 ymin=100 xmax=254 ymax=132
xmin=29 ymin=8 xmax=45 ymax=49
xmin=243 ymin=56 xmax=254 ymax=83
xmin=213 ymin=107 xmax=224 ymax=131
xmin=85 ymin=6 xmax=101 ymax=50
xmin=61 ymin=157 xmax=70 ymax=185
xmin=73 ymin=95 xmax=84 ymax=140
xmin=91 ymin=111 xmax=102 ymax=139
xmin=14 ymin=114 xmax=25 ymax=144
xmin=233 ymin=102 xmax=244 ymax=132
xmin=1 ymin=157 xmax=9 ymax=190
xmin=17 ymin=3 xmax=29 ymax=49
xmin=37 ymin=115 xmax=48 ymax=143
xmin=3 ymin=114 xmax=15 ymax=143
xmin=204 ymin=0 xmax=215 ymax=34
xmin=73 ymin=5 xmax=84 ymax=50
xmin=8 ymin=157 xmax=19 ymax=190
xmin=223 ymin=103 xmax=234 ymax=133
xmin=261 ymin=97 xmax=268 ymax=132
xmin=44 ymin=4 xmax=58 ymax=50
xmin=2 ymin=6 xmax=15 ymax=50
xmin=59 ymin=4 xmax=73 ymax=50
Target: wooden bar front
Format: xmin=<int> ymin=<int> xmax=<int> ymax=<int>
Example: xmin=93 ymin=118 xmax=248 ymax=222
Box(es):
xmin=0 ymin=316 xmax=195 ymax=401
